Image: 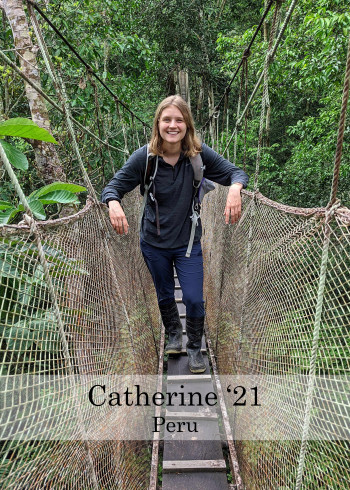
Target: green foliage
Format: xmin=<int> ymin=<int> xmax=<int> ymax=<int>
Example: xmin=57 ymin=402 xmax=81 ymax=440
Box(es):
xmin=0 ymin=119 xmax=86 ymax=224
xmin=217 ymin=0 xmax=350 ymax=208
xmin=0 ymin=140 xmax=28 ymax=170
xmin=0 ymin=118 xmax=58 ymax=143
xmin=0 ymin=181 xmax=85 ymax=223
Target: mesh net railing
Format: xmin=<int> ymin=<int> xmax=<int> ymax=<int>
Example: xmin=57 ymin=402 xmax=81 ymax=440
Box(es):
xmin=0 ymin=191 xmax=161 ymax=489
xmin=201 ymin=187 xmax=350 ymax=488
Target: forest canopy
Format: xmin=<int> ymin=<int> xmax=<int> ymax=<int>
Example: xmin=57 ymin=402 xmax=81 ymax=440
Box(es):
xmin=1 ymin=0 xmax=349 ymax=210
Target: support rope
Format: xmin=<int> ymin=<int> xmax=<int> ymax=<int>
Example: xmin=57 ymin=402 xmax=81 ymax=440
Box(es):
xmin=328 ymin=33 xmax=350 ymax=207
xmin=223 ymin=0 xmax=298 ymax=155
xmin=200 ymin=0 xmax=275 ymax=131
xmin=294 ymin=200 xmax=341 ymax=490
xmin=254 ymin=0 xmax=282 ymax=191
xmin=295 ymin=32 xmax=350 ymax=490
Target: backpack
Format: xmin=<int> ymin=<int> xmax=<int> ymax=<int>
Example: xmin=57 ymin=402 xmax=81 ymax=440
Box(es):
xmin=139 ymin=145 xmax=215 ymax=257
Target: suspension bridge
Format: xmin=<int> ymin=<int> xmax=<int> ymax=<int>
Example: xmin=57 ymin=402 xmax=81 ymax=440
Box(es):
xmin=0 ymin=0 xmax=349 ymax=488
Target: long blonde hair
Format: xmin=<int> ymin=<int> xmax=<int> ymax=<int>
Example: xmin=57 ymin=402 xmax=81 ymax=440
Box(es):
xmin=149 ymin=95 xmax=201 ymax=157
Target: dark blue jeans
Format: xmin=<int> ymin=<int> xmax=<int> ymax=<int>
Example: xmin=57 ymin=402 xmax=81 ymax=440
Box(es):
xmin=140 ymin=239 xmax=205 ymax=318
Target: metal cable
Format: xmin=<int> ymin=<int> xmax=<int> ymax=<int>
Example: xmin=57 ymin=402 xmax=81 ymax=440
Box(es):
xmin=26 ymin=0 xmax=150 ymax=130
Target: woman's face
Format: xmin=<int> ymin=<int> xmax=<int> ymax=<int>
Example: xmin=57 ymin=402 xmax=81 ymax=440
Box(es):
xmin=158 ymin=105 xmax=187 ymax=147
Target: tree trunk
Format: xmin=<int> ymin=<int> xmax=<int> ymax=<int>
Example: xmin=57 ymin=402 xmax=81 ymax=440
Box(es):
xmin=177 ymin=69 xmax=191 ymax=109
xmin=196 ymin=77 xmax=204 ymax=124
xmin=3 ymin=0 xmax=66 ymax=183
xmin=1 ymin=8 xmax=10 ymax=117
xmin=207 ymin=82 xmax=216 ymax=147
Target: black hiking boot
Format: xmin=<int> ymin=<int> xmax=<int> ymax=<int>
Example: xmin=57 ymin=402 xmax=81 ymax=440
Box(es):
xmin=159 ymin=300 xmax=182 ymax=354
xmin=186 ymin=316 xmax=206 ymax=373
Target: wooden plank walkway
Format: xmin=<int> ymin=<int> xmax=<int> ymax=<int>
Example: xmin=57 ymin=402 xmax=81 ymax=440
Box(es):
xmin=161 ymin=274 xmax=229 ymax=490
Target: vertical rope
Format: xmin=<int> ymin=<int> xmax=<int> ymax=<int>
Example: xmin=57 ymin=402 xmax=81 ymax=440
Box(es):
xmin=223 ymin=0 xmax=298 ymax=155
xmin=226 ymin=100 xmax=230 ymax=160
xmin=295 ymin=33 xmax=350 ymax=490
xmin=254 ymin=0 xmax=282 ymax=191
xmin=328 ymin=34 xmax=350 ymax=206
xmin=233 ymin=64 xmax=245 ymax=167
xmin=135 ymin=123 xmax=141 ymax=148
xmin=115 ymin=99 xmax=130 ymax=160
xmin=89 ymin=69 xmax=105 ymax=184
xmin=243 ymin=58 xmax=248 ymax=171
xmin=216 ymin=110 xmax=220 ymax=152
xmin=295 ymin=201 xmax=340 ymax=490
xmin=131 ymin=114 xmax=136 ymax=151
xmin=143 ymin=125 xmax=148 ymax=145
xmin=103 ymin=113 xmax=116 ymax=174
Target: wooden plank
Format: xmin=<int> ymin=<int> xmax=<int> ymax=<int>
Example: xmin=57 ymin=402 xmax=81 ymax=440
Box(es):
xmin=163 ymin=460 xmax=226 ymax=472
xmin=167 ymin=374 xmax=212 ymax=382
xmin=165 ymin=410 xmax=218 ymax=420
xmin=163 ymin=440 xmax=225 ymax=461
xmin=163 ymin=420 xmax=221 ymax=441
xmin=162 ymin=472 xmax=229 ymax=490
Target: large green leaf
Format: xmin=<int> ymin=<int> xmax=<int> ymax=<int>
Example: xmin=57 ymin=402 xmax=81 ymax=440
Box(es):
xmin=0 ymin=118 xmax=58 ymax=143
xmin=29 ymin=182 xmax=86 ymax=199
xmin=0 ymin=140 xmax=28 ymax=170
xmin=28 ymin=200 xmax=46 ymax=220
xmin=0 ymin=208 xmax=20 ymax=225
xmin=38 ymin=190 xmax=80 ymax=205
xmin=0 ymin=201 xmax=14 ymax=210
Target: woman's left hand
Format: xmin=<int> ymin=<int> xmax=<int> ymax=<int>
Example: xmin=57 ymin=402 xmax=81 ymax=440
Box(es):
xmin=224 ymin=183 xmax=243 ymax=224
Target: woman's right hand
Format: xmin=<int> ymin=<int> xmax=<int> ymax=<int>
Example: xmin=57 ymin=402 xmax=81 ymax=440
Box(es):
xmin=108 ymin=200 xmax=129 ymax=235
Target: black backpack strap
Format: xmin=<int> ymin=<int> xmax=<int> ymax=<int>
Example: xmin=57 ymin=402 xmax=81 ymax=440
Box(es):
xmin=139 ymin=146 xmax=159 ymax=232
xmin=186 ymin=153 xmax=203 ymax=257
xmin=186 ymin=151 xmax=215 ymax=258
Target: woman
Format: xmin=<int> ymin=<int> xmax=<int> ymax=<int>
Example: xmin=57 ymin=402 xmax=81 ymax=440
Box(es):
xmin=102 ymin=95 xmax=248 ymax=373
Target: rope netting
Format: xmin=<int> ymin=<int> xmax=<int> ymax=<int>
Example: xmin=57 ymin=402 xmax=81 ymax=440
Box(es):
xmin=201 ymin=188 xmax=350 ymax=488
xmin=0 ymin=192 xmax=161 ymax=488
xmin=1 ymin=1 xmax=349 ymax=488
